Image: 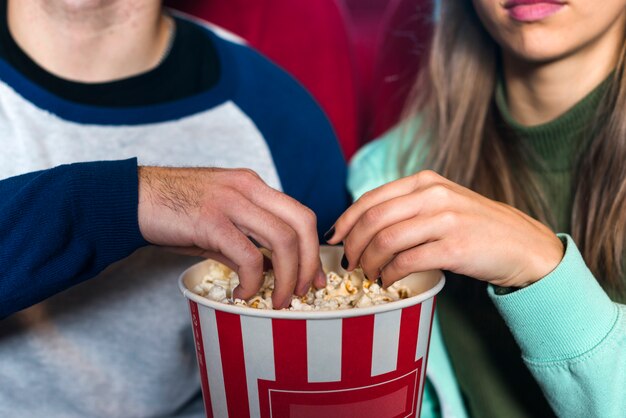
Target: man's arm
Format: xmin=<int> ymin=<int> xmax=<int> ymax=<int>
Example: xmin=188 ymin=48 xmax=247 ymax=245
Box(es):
xmin=0 ymin=159 xmax=147 ymax=318
xmin=1 ymin=160 xmax=325 ymax=318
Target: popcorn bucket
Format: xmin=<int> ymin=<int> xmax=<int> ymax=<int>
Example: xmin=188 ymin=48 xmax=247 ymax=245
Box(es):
xmin=178 ymin=246 xmax=445 ymax=418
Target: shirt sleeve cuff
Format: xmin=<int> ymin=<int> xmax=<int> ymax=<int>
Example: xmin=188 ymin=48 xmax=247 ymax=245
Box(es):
xmin=69 ymin=158 xmax=148 ymax=260
xmin=488 ymin=234 xmax=619 ymax=362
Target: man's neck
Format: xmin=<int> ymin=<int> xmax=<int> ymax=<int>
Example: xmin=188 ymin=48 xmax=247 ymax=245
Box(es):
xmin=7 ymin=0 xmax=171 ymax=83
xmin=502 ymin=16 xmax=625 ymax=127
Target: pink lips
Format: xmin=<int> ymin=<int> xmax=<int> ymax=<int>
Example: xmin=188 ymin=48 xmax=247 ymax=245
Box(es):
xmin=504 ymin=0 xmax=565 ymax=22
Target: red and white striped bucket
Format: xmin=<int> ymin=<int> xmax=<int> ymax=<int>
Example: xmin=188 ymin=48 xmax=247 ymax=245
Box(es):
xmin=179 ymin=246 xmax=445 ymax=418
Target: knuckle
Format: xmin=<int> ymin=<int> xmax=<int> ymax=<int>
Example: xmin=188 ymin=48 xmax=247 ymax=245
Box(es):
xmin=415 ymin=169 xmax=440 ymax=184
xmin=438 ymin=210 xmax=460 ymax=229
xmin=240 ymin=168 xmax=261 ymax=178
xmin=359 ymin=189 xmax=374 ymax=203
xmin=276 ymin=227 xmax=298 ymax=248
xmin=301 ymin=207 xmax=317 ymax=230
xmin=427 ymin=184 xmax=451 ymax=201
xmin=373 ymin=229 xmax=396 ymax=251
xmin=235 ymin=169 xmax=262 ymax=187
xmin=243 ymin=248 xmax=264 ymax=270
xmin=218 ymin=186 xmax=241 ymax=203
xmin=363 ymin=205 xmax=385 ymax=226
xmin=395 ymin=251 xmax=419 ymax=271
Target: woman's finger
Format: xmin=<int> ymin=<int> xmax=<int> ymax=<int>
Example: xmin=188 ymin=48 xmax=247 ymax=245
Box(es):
xmin=379 ymin=240 xmax=450 ymax=287
xmin=359 ymin=213 xmax=449 ymax=281
xmin=342 ymin=188 xmax=452 ymax=271
xmin=328 ymin=170 xmax=446 ymax=244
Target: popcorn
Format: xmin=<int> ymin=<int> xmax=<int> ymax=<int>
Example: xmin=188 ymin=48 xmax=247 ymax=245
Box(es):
xmin=193 ymin=260 xmax=413 ymax=311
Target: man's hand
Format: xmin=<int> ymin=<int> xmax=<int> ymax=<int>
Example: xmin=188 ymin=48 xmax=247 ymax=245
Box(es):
xmin=137 ymin=166 xmax=326 ymax=308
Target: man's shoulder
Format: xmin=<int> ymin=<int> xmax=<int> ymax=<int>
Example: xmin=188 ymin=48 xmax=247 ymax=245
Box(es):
xmin=181 ymin=16 xmax=320 ymax=113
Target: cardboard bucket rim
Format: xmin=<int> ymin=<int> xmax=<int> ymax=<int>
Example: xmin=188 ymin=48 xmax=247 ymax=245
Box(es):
xmin=179 ymin=245 xmax=445 ymax=320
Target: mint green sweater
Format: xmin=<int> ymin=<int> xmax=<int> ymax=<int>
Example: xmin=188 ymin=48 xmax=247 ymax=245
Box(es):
xmin=348 ymin=120 xmax=626 ymax=417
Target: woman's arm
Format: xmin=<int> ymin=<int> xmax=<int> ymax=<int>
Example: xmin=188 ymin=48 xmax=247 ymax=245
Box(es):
xmin=338 ymin=157 xmax=626 ymax=416
xmin=489 ymin=234 xmax=625 ymax=417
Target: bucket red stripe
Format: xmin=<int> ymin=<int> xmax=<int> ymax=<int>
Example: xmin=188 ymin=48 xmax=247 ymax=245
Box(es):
xmin=215 ymin=310 xmax=250 ymax=418
xmin=397 ymin=304 xmax=422 ymax=370
xmin=189 ymin=301 xmax=213 ymax=418
xmin=341 ymin=315 xmax=375 ymax=382
xmin=272 ymin=319 xmax=308 ymax=383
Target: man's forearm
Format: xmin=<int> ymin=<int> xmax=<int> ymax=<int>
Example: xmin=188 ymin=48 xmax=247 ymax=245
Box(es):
xmin=0 ymin=158 xmax=148 ymax=318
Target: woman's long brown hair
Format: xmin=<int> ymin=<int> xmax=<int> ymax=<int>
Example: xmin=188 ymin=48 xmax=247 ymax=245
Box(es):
xmin=402 ymin=0 xmax=626 ymax=295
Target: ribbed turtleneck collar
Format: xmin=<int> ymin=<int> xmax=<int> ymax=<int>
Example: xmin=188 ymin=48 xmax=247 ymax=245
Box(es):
xmin=495 ymin=76 xmax=609 ymax=171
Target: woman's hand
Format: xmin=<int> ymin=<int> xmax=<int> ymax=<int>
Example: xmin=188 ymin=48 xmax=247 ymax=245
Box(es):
xmin=327 ymin=170 xmax=564 ymax=289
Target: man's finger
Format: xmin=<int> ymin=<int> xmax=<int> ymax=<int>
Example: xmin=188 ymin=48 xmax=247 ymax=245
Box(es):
xmin=222 ymin=192 xmax=300 ymax=309
xmin=193 ymin=216 xmax=266 ymax=301
xmin=238 ymin=177 xmax=320 ymax=300
xmin=160 ymin=246 xmax=240 ymax=272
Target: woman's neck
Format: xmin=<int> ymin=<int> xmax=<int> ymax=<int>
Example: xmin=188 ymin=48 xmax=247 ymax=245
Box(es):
xmin=7 ymin=0 xmax=171 ymax=83
xmin=503 ymin=17 xmax=624 ymax=126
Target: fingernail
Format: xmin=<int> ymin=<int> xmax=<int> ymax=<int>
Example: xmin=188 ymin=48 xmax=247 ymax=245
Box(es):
xmin=317 ymin=269 xmax=327 ymax=287
xmin=376 ymin=277 xmax=383 ymax=287
xmin=323 ymin=226 xmax=335 ymax=242
xmin=248 ymin=236 xmax=262 ymax=247
xmin=276 ymin=300 xmax=289 ymax=310
xmin=262 ymin=255 xmax=273 ymax=271
xmin=341 ymin=254 xmax=349 ymax=270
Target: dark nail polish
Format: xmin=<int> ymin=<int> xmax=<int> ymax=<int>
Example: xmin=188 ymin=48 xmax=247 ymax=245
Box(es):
xmin=376 ymin=277 xmax=383 ymax=287
xmin=247 ymin=235 xmax=262 ymax=247
xmin=341 ymin=254 xmax=349 ymax=270
xmin=323 ymin=226 xmax=335 ymax=242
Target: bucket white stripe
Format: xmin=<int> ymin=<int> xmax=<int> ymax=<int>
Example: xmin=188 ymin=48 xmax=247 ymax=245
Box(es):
xmin=416 ymin=297 xmax=434 ymax=413
xmin=241 ymin=316 xmax=275 ymax=418
xmin=307 ymin=319 xmax=343 ymax=382
xmin=416 ymin=298 xmax=433 ymax=361
xmin=371 ymin=309 xmax=402 ymax=376
xmin=199 ymin=306 xmax=229 ymax=418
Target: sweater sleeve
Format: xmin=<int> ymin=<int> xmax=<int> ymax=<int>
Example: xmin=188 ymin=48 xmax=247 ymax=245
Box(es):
xmin=0 ymin=158 xmax=148 ymax=318
xmin=488 ymin=234 xmax=625 ymax=417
